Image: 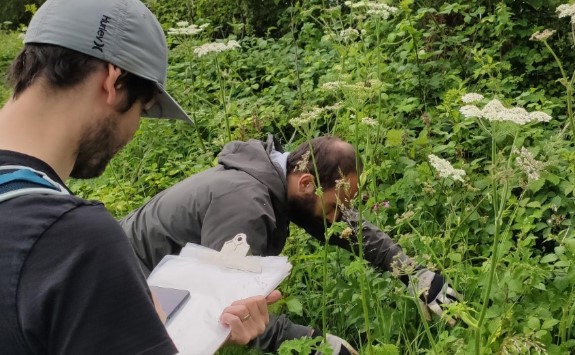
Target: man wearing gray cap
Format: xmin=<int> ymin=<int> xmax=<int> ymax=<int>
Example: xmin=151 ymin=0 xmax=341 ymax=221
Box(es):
xmin=0 ymin=0 xmax=279 ymax=353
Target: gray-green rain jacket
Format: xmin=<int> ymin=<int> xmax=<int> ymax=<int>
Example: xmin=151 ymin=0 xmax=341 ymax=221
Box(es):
xmin=120 ymin=135 xmax=412 ymax=352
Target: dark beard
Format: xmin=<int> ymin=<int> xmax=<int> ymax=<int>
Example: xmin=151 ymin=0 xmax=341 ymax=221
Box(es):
xmin=70 ymin=114 xmax=122 ymax=179
xmin=287 ymin=193 xmax=328 ymax=241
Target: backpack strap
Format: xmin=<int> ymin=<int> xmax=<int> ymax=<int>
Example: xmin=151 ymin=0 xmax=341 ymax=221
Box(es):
xmin=0 ymin=165 xmax=70 ymax=203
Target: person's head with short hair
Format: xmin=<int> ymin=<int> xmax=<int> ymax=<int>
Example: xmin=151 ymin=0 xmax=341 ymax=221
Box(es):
xmin=286 ymin=136 xmax=361 ymax=233
xmin=0 ymin=0 xmax=191 ymax=180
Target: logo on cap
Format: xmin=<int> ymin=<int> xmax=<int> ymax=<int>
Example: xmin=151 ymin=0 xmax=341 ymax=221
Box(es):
xmin=92 ymin=15 xmax=111 ymax=53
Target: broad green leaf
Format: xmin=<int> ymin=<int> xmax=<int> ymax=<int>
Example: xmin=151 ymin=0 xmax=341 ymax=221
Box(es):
xmin=540 ymin=254 xmax=558 ymax=263
xmin=386 ymin=129 xmax=403 ymax=147
xmin=284 ymin=297 xmax=303 ymax=316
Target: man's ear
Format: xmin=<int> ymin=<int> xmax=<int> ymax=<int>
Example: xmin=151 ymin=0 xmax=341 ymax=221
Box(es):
xmin=103 ymin=63 xmax=123 ymax=106
xmin=298 ymin=173 xmax=315 ymax=194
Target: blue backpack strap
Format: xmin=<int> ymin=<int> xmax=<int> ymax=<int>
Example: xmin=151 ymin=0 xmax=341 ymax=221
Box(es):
xmin=0 ymin=165 xmax=70 ymax=203
xmin=0 ymin=169 xmax=56 ymax=189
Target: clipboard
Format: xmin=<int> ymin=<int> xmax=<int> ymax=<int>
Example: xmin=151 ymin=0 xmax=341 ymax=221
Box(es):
xmin=147 ymin=234 xmax=292 ymax=355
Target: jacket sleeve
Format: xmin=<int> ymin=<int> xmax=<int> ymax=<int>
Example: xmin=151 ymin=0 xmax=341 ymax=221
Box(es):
xmin=309 ymin=209 xmax=414 ymax=286
xmin=199 ymin=182 xmax=277 ymax=255
xmin=249 ymin=314 xmax=313 ymax=352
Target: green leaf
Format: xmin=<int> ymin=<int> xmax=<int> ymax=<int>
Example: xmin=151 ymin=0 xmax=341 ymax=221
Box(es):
xmin=449 ymin=253 xmax=462 ymax=263
xmin=528 ymin=178 xmax=545 ymax=193
xmin=540 ymin=254 xmax=558 ymax=263
xmin=284 ymin=297 xmax=303 ymax=316
xmin=542 ymin=318 xmax=560 ymax=330
xmin=527 ymin=317 xmax=540 ymax=330
xmin=373 ymin=344 xmax=400 ymax=355
xmin=386 ymin=129 xmax=403 ymax=147
xmin=565 ymin=238 xmax=575 ymax=254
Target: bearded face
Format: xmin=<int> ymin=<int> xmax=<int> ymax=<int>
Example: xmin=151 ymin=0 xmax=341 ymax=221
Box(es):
xmin=70 ymin=112 xmax=126 ymax=179
xmin=287 ymin=192 xmax=327 ymax=238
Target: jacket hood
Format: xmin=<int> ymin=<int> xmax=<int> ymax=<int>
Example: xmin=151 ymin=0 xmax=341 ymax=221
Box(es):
xmin=218 ymin=135 xmax=287 ymax=204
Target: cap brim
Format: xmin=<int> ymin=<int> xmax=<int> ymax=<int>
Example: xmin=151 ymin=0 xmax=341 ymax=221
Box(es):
xmin=142 ymin=84 xmax=194 ymax=125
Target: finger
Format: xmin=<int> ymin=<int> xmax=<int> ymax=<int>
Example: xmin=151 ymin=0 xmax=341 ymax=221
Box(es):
xmin=220 ymin=312 xmax=251 ymax=345
xmin=220 ymin=304 xmax=249 ymax=324
xmin=266 ymin=290 xmax=282 ymax=304
xmin=220 ymin=303 xmax=261 ymax=346
xmin=436 ymin=293 xmax=451 ymax=305
xmin=232 ymin=296 xmax=269 ymax=333
xmin=427 ymin=302 xmax=443 ymax=317
xmin=446 ymin=288 xmax=458 ymax=301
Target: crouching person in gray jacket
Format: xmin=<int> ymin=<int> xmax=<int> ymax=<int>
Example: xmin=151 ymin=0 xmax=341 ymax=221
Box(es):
xmin=120 ymin=134 xmax=459 ymax=354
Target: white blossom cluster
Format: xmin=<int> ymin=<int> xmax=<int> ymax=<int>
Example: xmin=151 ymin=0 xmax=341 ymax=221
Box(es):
xmin=513 ymin=147 xmax=546 ymax=181
xmin=194 ymin=40 xmax=240 ymax=57
xmin=361 ymin=117 xmax=378 ymax=126
xmin=167 ymin=22 xmax=208 ymax=36
xmin=325 ymin=102 xmax=343 ymax=111
xmin=428 ymin=154 xmax=466 ymax=182
xmin=344 ymin=1 xmax=398 ymax=19
xmin=339 ymin=28 xmax=360 ymax=42
xmin=460 ymin=98 xmax=552 ymax=125
xmin=289 ymin=107 xmax=325 ymax=127
xmin=322 ymin=81 xmax=343 ymax=91
xmin=530 ymin=29 xmax=556 ymax=42
xmin=557 ymin=3 xmax=575 ymax=23
xmin=461 ymin=92 xmax=484 ymax=103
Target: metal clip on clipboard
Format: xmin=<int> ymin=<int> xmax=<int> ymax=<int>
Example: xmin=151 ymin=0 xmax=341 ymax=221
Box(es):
xmin=217 ymin=233 xmax=262 ymax=273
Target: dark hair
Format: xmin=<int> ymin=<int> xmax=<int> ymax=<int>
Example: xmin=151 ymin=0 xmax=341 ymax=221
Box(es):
xmin=8 ymin=43 xmax=155 ymax=112
xmin=286 ymin=136 xmax=362 ymax=190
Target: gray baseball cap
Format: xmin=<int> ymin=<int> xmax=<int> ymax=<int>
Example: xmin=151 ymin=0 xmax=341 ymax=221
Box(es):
xmin=24 ymin=0 xmax=192 ymax=124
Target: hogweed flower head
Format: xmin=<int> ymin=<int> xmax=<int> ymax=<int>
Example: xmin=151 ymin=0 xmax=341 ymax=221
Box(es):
xmin=168 ymin=21 xmax=207 ymax=36
xmin=513 ymin=147 xmax=546 ymax=181
xmin=528 ymin=111 xmax=552 ymax=123
xmin=557 ymin=3 xmax=575 ymax=23
xmin=344 ymin=1 xmax=398 ymax=19
xmin=339 ymin=28 xmax=360 ymax=42
xmin=322 ymin=81 xmax=343 ymax=91
xmin=428 ymin=154 xmax=466 ymax=182
xmin=366 ymin=3 xmax=397 ymax=18
xmin=339 ymin=227 xmax=353 ymax=239
xmin=361 ymin=117 xmax=378 ymax=126
xmin=530 ymin=29 xmax=556 ymax=42
xmin=395 ymin=210 xmax=415 ymax=224
xmin=459 ymin=97 xmax=553 ymax=125
xmin=289 ymin=107 xmax=325 ymax=127
xmin=194 ymin=40 xmax=240 ymax=57
xmin=325 ymin=102 xmax=343 ymax=111
xmin=460 ymin=105 xmax=483 ymax=118
xmin=461 ymin=93 xmax=484 ymax=104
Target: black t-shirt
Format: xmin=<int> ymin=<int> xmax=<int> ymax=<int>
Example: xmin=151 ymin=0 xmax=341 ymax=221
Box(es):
xmin=0 ymin=150 xmax=178 ymax=355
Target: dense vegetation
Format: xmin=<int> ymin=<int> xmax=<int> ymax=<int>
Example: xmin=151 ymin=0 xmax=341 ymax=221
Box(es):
xmin=2 ymin=0 xmax=575 ymax=354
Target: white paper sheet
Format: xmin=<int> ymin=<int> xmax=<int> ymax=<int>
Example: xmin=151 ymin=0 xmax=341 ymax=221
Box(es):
xmin=147 ymin=243 xmax=292 ymax=355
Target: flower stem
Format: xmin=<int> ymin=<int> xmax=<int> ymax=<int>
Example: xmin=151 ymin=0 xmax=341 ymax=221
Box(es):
xmin=214 ymin=56 xmax=231 ymax=142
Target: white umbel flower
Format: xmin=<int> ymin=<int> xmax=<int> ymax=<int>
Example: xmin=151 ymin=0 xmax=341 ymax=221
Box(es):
xmin=361 ymin=117 xmax=378 ymax=126
xmin=194 ymin=40 xmax=241 ymax=57
xmin=557 ymin=4 xmax=575 ymax=23
xmin=461 ymin=93 xmax=484 ymax=104
xmin=168 ymin=21 xmax=206 ymax=36
xmin=459 ymin=98 xmax=552 ymax=125
xmin=513 ymin=147 xmax=546 ymax=181
xmin=530 ymin=29 xmax=556 ymax=42
xmin=428 ymin=154 xmax=466 ymax=182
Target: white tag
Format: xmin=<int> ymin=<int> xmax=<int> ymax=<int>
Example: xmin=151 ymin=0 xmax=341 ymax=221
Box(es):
xmin=218 ymin=233 xmax=261 ymax=273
